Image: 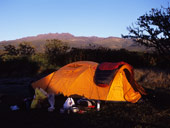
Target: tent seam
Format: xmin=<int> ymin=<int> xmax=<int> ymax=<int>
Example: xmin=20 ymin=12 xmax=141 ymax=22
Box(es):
xmin=45 ymin=72 xmax=56 ymax=92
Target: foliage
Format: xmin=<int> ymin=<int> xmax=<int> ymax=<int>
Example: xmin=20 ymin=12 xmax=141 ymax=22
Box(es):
xmin=122 ymin=5 xmax=170 ymax=57
xmin=1 ymin=44 xmax=170 ymax=77
xmin=3 ymin=42 xmax=35 ymax=56
xmin=18 ymin=42 xmax=35 ymax=56
xmin=0 ymin=53 xmax=62 ymax=77
xmin=0 ymin=55 xmax=39 ymax=77
xmin=45 ymin=39 xmax=70 ymax=54
xmin=30 ymin=53 xmax=58 ymax=74
xmin=45 ymin=39 xmax=70 ymax=66
xmin=3 ymin=44 xmax=18 ymax=55
xmin=67 ymin=48 xmax=168 ymax=68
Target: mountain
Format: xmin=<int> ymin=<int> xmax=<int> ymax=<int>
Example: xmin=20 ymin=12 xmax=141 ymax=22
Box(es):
xmin=0 ymin=33 xmax=145 ymax=52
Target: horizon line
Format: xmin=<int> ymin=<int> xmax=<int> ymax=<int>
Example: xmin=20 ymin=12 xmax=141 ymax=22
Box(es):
xmin=0 ymin=32 xmax=123 ymax=42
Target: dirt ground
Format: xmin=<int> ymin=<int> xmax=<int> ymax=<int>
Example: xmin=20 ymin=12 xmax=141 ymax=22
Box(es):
xmin=0 ymin=77 xmax=98 ymax=128
xmin=0 ymin=77 xmax=170 ymax=128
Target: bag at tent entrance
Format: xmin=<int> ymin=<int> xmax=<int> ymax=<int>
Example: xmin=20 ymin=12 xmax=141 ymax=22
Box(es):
xmin=30 ymin=88 xmax=48 ymax=109
xmin=63 ymin=97 xmax=75 ymax=109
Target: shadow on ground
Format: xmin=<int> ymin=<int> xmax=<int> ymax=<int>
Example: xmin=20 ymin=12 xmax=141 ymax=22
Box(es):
xmin=144 ymin=87 xmax=170 ymax=110
xmin=0 ymin=78 xmax=170 ymax=128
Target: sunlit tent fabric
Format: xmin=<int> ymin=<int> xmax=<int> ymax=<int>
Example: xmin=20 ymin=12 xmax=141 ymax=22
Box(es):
xmin=32 ymin=61 xmax=146 ymax=103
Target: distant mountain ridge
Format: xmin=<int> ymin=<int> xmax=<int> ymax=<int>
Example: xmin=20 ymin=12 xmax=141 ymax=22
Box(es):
xmin=0 ymin=33 xmax=145 ymax=52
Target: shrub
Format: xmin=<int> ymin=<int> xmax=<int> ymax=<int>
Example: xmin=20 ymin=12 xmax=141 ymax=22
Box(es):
xmin=0 ymin=55 xmax=39 ymax=77
xmin=45 ymin=39 xmax=70 ymax=66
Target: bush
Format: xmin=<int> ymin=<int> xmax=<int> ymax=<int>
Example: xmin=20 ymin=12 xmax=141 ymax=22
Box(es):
xmin=0 ymin=55 xmax=39 ymax=77
xmin=1 ymin=45 xmax=170 ymax=77
xmin=31 ymin=54 xmax=59 ymax=74
xmin=3 ymin=42 xmax=35 ymax=56
xmin=45 ymin=39 xmax=70 ymax=66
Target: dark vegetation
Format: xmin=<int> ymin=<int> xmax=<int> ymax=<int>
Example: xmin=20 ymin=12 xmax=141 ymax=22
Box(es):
xmin=0 ymin=40 xmax=170 ymax=77
xmin=0 ymin=5 xmax=170 ymax=128
xmin=122 ymin=5 xmax=170 ymax=61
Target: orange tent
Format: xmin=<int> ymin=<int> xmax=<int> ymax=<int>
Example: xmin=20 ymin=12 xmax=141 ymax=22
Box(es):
xmin=32 ymin=61 xmax=146 ymax=103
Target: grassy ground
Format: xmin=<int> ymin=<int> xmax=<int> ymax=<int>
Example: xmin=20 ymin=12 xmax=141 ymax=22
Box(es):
xmin=0 ymin=68 xmax=170 ymax=128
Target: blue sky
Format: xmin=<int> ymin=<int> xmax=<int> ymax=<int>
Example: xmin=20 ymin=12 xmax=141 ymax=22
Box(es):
xmin=0 ymin=0 xmax=169 ymax=41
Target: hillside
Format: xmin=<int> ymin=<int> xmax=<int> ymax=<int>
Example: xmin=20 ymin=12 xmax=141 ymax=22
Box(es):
xmin=0 ymin=33 xmax=146 ymax=52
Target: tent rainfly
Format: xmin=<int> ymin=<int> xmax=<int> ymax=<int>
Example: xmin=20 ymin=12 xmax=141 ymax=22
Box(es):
xmin=32 ymin=61 xmax=146 ymax=103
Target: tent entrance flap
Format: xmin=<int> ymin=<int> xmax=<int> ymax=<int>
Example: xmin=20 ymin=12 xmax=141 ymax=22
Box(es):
xmin=94 ymin=62 xmax=127 ymax=87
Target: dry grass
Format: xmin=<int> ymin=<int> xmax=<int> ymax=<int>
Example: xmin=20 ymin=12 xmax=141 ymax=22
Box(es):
xmin=134 ymin=68 xmax=170 ymax=89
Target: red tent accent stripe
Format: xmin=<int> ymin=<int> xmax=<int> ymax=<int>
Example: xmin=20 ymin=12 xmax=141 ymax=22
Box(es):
xmin=98 ymin=61 xmax=127 ymax=70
